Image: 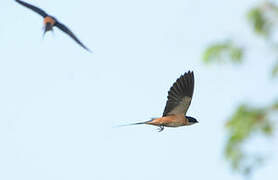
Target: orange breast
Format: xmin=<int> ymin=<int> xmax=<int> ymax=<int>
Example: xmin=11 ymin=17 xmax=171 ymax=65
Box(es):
xmin=43 ymin=16 xmax=56 ymax=25
xmin=148 ymin=115 xmax=187 ymax=127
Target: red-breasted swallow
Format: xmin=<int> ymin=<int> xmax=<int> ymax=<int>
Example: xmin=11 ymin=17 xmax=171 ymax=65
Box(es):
xmin=15 ymin=0 xmax=91 ymax=52
xmin=124 ymin=71 xmax=198 ymax=132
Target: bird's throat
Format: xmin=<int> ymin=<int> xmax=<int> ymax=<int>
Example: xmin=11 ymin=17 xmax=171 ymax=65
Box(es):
xmin=43 ymin=16 xmax=56 ymax=26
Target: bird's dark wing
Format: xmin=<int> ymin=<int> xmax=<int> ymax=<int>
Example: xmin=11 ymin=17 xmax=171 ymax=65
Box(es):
xmin=15 ymin=0 xmax=48 ymax=17
xmin=163 ymin=71 xmax=194 ymax=117
xmin=55 ymin=21 xmax=91 ymax=52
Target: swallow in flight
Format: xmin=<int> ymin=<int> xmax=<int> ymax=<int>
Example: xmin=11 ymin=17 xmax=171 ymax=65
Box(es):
xmin=15 ymin=0 xmax=91 ymax=52
xmin=124 ymin=71 xmax=198 ymax=132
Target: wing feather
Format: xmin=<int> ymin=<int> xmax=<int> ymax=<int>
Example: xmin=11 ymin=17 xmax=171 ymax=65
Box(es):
xmin=162 ymin=71 xmax=194 ymax=117
xmin=15 ymin=0 xmax=48 ymax=17
xmin=55 ymin=21 xmax=91 ymax=52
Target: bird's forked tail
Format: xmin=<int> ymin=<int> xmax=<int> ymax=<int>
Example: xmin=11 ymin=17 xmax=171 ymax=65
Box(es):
xmin=115 ymin=118 xmax=156 ymax=128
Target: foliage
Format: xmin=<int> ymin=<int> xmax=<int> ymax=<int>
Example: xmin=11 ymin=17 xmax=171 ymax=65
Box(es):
xmin=225 ymin=104 xmax=276 ymax=175
xmin=203 ymin=41 xmax=243 ymax=64
xmin=272 ymin=61 xmax=278 ymax=77
xmin=247 ymin=7 xmax=271 ymax=37
xmin=202 ymin=2 xmax=278 ymax=77
xmin=201 ymin=0 xmax=278 ymax=177
xmin=247 ymin=2 xmax=278 ymax=38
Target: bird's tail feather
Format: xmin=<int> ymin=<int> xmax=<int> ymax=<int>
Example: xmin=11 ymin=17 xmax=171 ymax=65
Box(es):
xmin=115 ymin=118 xmax=156 ymax=128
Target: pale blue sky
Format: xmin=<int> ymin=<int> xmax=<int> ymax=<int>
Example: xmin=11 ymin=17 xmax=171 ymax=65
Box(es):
xmin=0 ymin=0 xmax=277 ymax=180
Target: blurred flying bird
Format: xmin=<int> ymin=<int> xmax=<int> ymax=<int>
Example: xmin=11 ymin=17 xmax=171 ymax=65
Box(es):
xmin=15 ymin=0 xmax=91 ymax=52
xmin=122 ymin=71 xmax=198 ymax=132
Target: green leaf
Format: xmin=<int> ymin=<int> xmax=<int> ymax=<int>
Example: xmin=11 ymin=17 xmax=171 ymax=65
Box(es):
xmin=224 ymin=104 xmax=275 ymax=175
xmin=203 ymin=41 xmax=243 ymax=64
xmin=272 ymin=101 xmax=278 ymax=110
xmin=272 ymin=61 xmax=278 ymax=78
xmin=247 ymin=8 xmax=270 ymax=37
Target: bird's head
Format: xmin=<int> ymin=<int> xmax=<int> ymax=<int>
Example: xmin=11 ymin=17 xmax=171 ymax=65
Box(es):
xmin=186 ymin=116 xmax=198 ymax=125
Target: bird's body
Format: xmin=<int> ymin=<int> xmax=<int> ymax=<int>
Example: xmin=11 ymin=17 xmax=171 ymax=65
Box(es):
xmin=43 ymin=16 xmax=56 ymax=33
xmin=15 ymin=0 xmax=91 ymax=52
xmin=123 ymin=71 xmax=198 ymax=132
xmin=147 ymin=115 xmax=187 ymax=127
xmin=44 ymin=16 xmax=56 ymax=26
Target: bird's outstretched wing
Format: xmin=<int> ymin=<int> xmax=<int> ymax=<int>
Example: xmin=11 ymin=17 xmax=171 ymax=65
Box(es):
xmin=15 ymin=0 xmax=48 ymax=18
xmin=55 ymin=21 xmax=91 ymax=52
xmin=162 ymin=71 xmax=194 ymax=117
